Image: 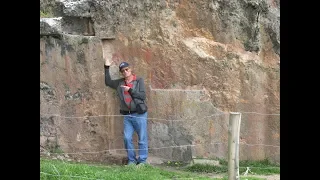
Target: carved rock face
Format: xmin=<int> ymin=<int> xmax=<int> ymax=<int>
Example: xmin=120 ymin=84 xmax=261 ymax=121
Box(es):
xmin=40 ymin=0 xmax=280 ymax=164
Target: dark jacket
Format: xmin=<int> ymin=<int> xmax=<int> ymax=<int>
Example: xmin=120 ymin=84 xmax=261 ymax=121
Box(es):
xmin=104 ymin=65 xmax=146 ymax=114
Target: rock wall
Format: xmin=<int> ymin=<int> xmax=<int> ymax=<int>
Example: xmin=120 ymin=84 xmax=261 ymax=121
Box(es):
xmin=40 ymin=0 xmax=280 ymax=164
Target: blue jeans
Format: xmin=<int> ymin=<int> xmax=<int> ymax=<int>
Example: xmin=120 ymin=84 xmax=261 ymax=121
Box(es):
xmin=123 ymin=112 xmax=148 ymax=164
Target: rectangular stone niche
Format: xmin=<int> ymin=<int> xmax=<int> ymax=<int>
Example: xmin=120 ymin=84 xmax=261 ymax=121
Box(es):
xmin=62 ymin=17 xmax=95 ymax=36
xmin=102 ymin=39 xmax=115 ymax=62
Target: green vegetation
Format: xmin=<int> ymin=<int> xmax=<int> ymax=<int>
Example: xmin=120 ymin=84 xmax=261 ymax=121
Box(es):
xmin=164 ymin=160 xmax=189 ymax=167
xmin=185 ymin=158 xmax=280 ymax=175
xmin=40 ymin=157 xmax=277 ymax=180
xmin=218 ymin=177 xmax=268 ymax=180
xmin=40 ymin=158 xmax=212 ymax=180
xmin=186 ymin=164 xmax=228 ymax=174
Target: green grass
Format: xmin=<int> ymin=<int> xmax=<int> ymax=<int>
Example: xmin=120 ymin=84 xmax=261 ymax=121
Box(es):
xmin=163 ymin=160 xmax=189 ymax=167
xmin=185 ymin=158 xmax=280 ymax=175
xmin=218 ymin=177 xmax=268 ymax=180
xmin=238 ymin=159 xmax=280 ymax=175
xmin=41 ymin=158 xmax=212 ymax=180
xmin=40 ymin=157 xmax=273 ymax=180
xmin=185 ymin=164 xmax=228 ymax=174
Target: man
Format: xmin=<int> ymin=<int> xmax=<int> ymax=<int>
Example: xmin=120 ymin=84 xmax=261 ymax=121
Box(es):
xmin=104 ymin=60 xmax=148 ymax=166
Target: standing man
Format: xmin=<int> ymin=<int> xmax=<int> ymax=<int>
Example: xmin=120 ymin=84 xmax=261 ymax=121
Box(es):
xmin=104 ymin=59 xmax=148 ymax=166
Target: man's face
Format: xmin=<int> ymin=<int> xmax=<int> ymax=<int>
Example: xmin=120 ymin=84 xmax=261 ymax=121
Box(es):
xmin=120 ymin=67 xmax=132 ymax=77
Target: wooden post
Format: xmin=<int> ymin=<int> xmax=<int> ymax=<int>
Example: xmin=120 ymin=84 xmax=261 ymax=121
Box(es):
xmin=235 ymin=113 xmax=241 ymax=179
xmin=228 ymin=112 xmax=241 ymax=180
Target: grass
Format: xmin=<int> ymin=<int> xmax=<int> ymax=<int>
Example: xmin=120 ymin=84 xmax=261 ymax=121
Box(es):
xmin=218 ymin=178 xmax=269 ymax=180
xmin=41 ymin=157 xmax=212 ymax=180
xmin=185 ymin=164 xmax=228 ymax=174
xmin=163 ymin=160 xmax=189 ymax=167
xmin=238 ymin=159 xmax=280 ymax=175
xmin=185 ymin=158 xmax=280 ymax=175
xmin=40 ymin=157 xmax=270 ymax=180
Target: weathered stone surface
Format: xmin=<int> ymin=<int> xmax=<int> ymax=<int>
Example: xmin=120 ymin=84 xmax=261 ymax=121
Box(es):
xmin=57 ymin=0 xmax=92 ymax=17
xmin=148 ymin=88 xmax=229 ymax=162
xmin=61 ymin=16 xmax=95 ymax=36
xmin=40 ymin=136 xmax=47 ymax=147
xmin=40 ymin=35 xmax=116 ymax=160
xmin=40 ymin=17 xmax=95 ymax=36
xmin=40 ymin=17 xmax=63 ymax=37
xmin=40 ymin=0 xmax=280 ymax=164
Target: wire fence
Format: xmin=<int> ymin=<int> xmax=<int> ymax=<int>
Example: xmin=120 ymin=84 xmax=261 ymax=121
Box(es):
xmin=40 ymin=110 xmax=279 ymax=167
xmin=41 ymin=86 xmax=280 ymax=179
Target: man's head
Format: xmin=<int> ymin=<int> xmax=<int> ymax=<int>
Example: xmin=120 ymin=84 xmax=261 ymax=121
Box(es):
xmin=119 ymin=62 xmax=129 ymax=71
xmin=119 ymin=62 xmax=132 ymax=77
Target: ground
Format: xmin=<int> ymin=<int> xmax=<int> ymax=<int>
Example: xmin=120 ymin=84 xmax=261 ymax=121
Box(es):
xmin=153 ymin=163 xmax=280 ymax=180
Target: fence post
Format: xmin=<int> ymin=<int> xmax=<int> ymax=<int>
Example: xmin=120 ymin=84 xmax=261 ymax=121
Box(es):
xmin=228 ymin=112 xmax=241 ymax=180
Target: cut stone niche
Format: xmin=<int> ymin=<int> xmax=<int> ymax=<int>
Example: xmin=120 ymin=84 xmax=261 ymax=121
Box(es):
xmin=61 ymin=16 xmax=95 ymax=36
xmin=102 ymin=39 xmax=115 ymax=62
